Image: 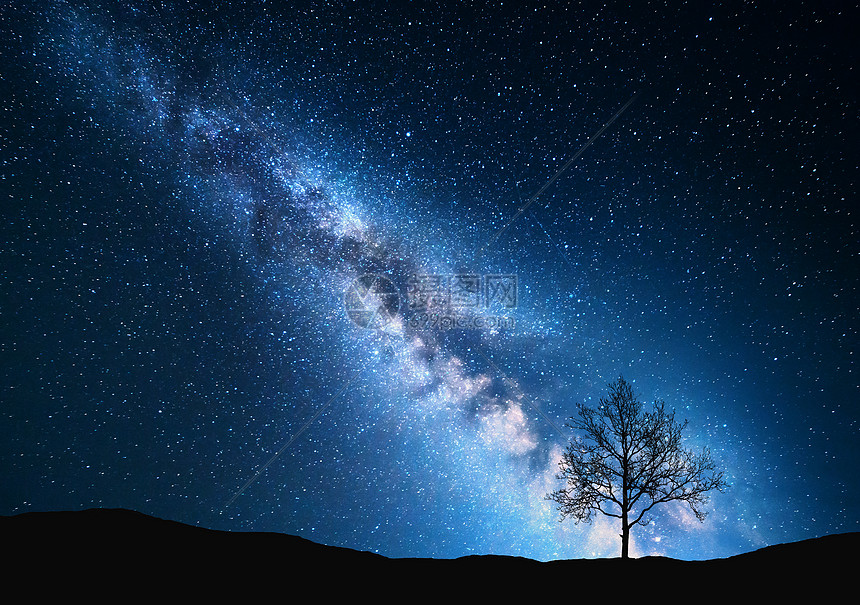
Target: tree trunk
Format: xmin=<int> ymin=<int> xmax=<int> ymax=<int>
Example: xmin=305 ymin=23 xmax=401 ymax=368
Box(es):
xmin=621 ymin=451 xmax=630 ymax=559
xmin=621 ymin=510 xmax=629 ymax=559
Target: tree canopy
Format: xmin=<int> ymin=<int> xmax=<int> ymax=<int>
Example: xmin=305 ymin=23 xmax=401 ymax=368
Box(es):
xmin=546 ymin=377 xmax=727 ymax=558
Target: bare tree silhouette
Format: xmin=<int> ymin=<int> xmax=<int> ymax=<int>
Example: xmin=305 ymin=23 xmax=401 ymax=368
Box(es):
xmin=546 ymin=377 xmax=727 ymax=558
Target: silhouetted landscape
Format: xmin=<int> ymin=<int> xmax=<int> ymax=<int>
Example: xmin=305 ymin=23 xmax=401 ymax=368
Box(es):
xmin=2 ymin=508 xmax=854 ymax=598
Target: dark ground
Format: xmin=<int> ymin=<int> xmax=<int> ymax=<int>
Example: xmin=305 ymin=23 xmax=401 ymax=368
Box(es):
xmin=2 ymin=508 xmax=853 ymax=599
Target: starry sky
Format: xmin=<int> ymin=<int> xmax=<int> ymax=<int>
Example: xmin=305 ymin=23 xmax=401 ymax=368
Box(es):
xmin=1 ymin=1 xmax=857 ymax=561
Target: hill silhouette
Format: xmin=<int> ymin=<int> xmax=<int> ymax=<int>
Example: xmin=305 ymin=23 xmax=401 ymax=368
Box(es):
xmin=2 ymin=508 xmax=853 ymax=598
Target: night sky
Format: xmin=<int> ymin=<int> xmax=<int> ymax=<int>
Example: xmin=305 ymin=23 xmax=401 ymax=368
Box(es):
xmin=2 ymin=1 xmax=857 ymax=561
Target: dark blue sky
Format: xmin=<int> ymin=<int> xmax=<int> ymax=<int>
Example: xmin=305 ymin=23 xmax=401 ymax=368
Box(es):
xmin=2 ymin=1 xmax=856 ymax=560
